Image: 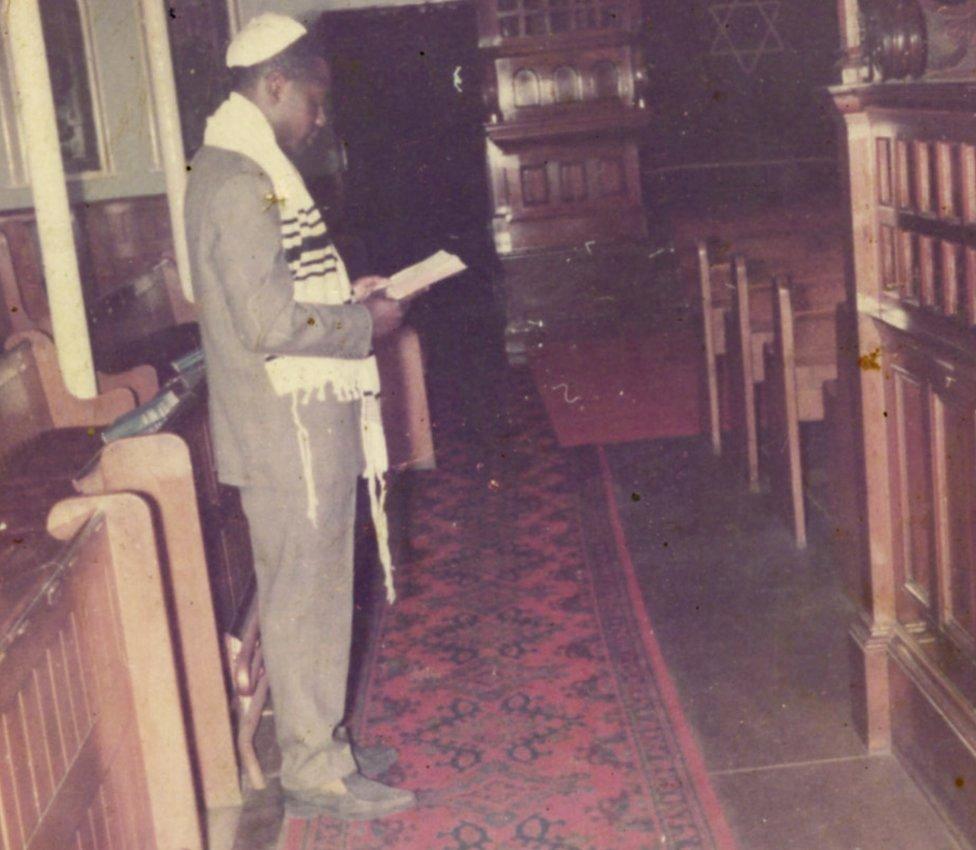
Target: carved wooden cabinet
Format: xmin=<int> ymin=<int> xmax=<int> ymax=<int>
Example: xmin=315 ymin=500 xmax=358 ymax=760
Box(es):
xmin=477 ymin=0 xmax=652 ymax=359
xmin=833 ymin=70 xmax=976 ymax=842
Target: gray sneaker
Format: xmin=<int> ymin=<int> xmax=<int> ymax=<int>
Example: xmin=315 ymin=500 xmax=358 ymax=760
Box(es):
xmin=284 ymin=773 xmax=416 ymax=821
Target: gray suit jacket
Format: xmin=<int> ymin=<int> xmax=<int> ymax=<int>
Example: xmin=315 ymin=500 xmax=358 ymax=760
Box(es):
xmin=184 ymin=146 xmax=373 ymax=491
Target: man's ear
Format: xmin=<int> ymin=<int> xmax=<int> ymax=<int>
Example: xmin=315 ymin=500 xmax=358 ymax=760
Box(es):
xmin=264 ymin=69 xmax=287 ymax=103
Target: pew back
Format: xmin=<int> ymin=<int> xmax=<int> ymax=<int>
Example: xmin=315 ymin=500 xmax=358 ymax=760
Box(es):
xmin=763 ymin=282 xmax=807 ymax=547
xmin=725 ymin=255 xmax=760 ymax=491
xmin=0 ymin=340 xmax=54 ymax=466
xmin=0 ymin=332 xmax=135 ymax=448
xmin=0 ymin=495 xmax=202 ymax=849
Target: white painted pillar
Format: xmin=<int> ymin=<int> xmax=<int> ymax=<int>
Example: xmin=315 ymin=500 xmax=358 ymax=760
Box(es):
xmin=226 ymin=0 xmax=243 ymax=35
xmin=6 ymin=0 xmax=97 ymax=398
xmin=139 ymin=0 xmax=195 ymax=302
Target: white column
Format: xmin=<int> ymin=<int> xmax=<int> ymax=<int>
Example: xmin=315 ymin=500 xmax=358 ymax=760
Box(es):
xmin=139 ymin=0 xmax=195 ymax=302
xmin=6 ymin=0 xmax=98 ymax=398
xmin=226 ymin=0 xmax=243 ymax=35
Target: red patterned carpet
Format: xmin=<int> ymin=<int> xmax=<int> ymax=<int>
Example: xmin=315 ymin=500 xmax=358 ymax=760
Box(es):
xmin=530 ymin=329 xmax=707 ymax=447
xmin=281 ymin=384 xmax=737 ymax=850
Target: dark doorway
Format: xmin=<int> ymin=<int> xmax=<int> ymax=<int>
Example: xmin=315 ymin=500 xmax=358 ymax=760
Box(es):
xmin=309 ymin=4 xmax=510 ymax=436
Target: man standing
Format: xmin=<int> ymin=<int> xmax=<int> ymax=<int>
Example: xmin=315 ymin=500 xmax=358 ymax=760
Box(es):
xmin=184 ymin=13 xmax=415 ymax=820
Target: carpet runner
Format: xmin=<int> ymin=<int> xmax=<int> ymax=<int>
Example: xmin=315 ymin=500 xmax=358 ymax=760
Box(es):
xmin=281 ymin=384 xmax=737 ymax=850
xmin=530 ymin=329 xmax=708 ymax=448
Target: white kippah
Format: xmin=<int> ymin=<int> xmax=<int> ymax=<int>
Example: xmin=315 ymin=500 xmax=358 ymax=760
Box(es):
xmin=226 ymin=13 xmax=307 ymax=68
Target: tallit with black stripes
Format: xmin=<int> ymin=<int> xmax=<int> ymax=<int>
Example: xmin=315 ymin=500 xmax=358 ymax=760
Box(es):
xmin=204 ymin=92 xmax=396 ymax=602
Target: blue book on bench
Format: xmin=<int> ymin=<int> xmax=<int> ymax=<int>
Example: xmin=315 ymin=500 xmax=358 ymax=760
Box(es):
xmin=101 ymin=390 xmax=181 ymax=443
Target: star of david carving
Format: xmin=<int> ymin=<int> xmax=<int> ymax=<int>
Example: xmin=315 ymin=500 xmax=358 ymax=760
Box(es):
xmin=709 ymin=0 xmax=785 ymax=75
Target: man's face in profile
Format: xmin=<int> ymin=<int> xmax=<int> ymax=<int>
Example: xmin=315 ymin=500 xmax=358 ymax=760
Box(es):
xmin=273 ymin=58 xmax=331 ymax=158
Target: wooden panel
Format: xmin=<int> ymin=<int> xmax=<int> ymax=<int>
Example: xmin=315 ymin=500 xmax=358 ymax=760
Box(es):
xmin=914 ymin=141 xmax=933 ymax=215
xmin=520 ymin=164 xmax=550 ymax=205
xmin=888 ymin=638 xmax=976 ymax=845
xmin=877 ymin=137 xmax=893 ymax=207
xmin=940 ymin=395 xmax=976 ymax=646
xmin=559 ymin=161 xmax=587 ymax=201
xmin=494 ymin=45 xmax=635 ymax=120
xmin=880 ymin=224 xmax=896 ymax=288
xmin=888 ymin=364 xmax=937 ymax=625
xmin=935 ymin=142 xmax=956 ymax=220
xmin=866 ymin=122 xmax=976 ymax=324
xmin=0 ymin=501 xmax=201 ymax=849
xmin=478 ymin=0 xmax=641 ymax=46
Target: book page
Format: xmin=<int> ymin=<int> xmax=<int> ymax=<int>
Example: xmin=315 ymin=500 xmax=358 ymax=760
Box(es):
xmin=383 ymin=250 xmax=467 ymax=301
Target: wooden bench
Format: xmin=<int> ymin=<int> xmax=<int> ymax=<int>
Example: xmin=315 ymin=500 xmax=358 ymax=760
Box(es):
xmin=718 ymin=248 xmax=844 ymax=491
xmin=86 ymin=257 xmax=199 ymax=381
xmin=74 ymin=435 xmax=242 ymax=811
xmin=0 ymin=333 xmax=242 ymax=815
xmin=0 ymin=491 xmax=203 ymax=849
xmin=722 ymin=255 xmax=766 ymax=491
xmin=0 ymin=220 xmax=166 ymax=405
xmin=697 ymin=244 xmax=781 ymax=466
xmin=762 ymin=281 xmax=839 ymax=548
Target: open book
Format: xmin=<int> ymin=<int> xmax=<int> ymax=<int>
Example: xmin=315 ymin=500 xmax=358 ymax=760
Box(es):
xmin=381 ymin=250 xmax=467 ymax=301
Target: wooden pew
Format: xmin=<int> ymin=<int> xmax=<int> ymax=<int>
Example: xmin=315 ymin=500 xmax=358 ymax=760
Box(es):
xmin=697 ymin=244 xmax=784 ymax=463
xmin=0 ymin=492 xmax=203 ymax=849
xmin=74 ymin=435 xmax=242 ymax=812
xmin=0 ymin=337 xmax=133 ymax=493
xmin=722 ymin=250 xmax=845 ymax=490
xmin=0 ymin=223 xmax=162 ymax=404
xmin=0 ymin=334 xmax=242 ymax=815
xmin=697 ymin=241 xmax=731 ymax=455
xmin=86 ymin=256 xmax=199 ymax=382
xmin=762 ymin=280 xmax=838 ymax=548
xmin=723 ymin=255 xmax=766 ymax=491
xmin=1 ymin=330 xmax=137 ymax=432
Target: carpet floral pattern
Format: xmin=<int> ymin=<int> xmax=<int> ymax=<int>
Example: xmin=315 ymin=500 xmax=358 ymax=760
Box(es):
xmin=284 ymin=392 xmax=731 ymax=850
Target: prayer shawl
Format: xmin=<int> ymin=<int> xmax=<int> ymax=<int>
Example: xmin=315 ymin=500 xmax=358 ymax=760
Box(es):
xmin=204 ymin=92 xmax=395 ymax=602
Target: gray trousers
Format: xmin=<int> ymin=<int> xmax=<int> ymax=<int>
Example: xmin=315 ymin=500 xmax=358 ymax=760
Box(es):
xmin=240 ymin=479 xmax=359 ymax=792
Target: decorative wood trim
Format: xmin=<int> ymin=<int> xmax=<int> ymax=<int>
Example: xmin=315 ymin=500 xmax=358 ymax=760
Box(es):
xmin=849 ymin=615 xmax=893 ymax=752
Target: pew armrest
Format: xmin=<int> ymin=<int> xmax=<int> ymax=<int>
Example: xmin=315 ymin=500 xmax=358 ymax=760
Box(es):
xmin=96 ymin=363 xmax=160 ymax=406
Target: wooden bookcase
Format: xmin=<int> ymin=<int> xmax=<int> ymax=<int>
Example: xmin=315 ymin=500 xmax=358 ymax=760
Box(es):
xmin=477 ymin=0 xmax=653 ymax=360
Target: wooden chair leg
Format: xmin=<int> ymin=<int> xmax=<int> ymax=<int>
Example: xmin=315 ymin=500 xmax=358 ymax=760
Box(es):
xmin=224 ymin=593 xmax=270 ymax=791
xmin=237 ymin=663 xmax=271 ymax=791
